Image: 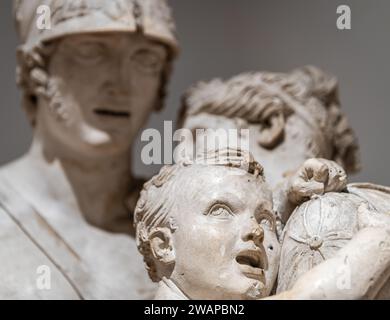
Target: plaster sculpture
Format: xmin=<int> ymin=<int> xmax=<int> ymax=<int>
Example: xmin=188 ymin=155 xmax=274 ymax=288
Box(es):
xmin=0 ymin=0 xmax=177 ymax=299
xmin=134 ymin=148 xmax=390 ymax=300
xmin=276 ymin=184 xmax=390 ymax=299
xmin=179 ymin=66 xmax=360 ymax=223
xmin=178 ymin=68 xmax=390 ymax=299
xmin=134 ymin=148 xmax=281 ymax=300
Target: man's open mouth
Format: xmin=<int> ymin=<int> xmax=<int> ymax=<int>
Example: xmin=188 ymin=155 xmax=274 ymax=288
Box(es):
xmin=94 ymin=109 xmax=131 ymax=119
xmin=236 ymin=249 xmax=265 ymax=280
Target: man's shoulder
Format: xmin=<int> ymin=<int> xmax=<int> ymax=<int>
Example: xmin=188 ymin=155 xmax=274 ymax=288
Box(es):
xmin=0 ymin=162 xmax=30 ymax=222
xmin=0 ymin=157 xmax=28 ymax=204
xmin=0 ymin=203 xmax=80 ymax=299
xmin=0 ymin=165 xmax=81 ymax=299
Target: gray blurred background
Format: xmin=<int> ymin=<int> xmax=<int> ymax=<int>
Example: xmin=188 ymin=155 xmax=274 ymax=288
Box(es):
xmin=0 ymin=0 xmax=389 ymax=184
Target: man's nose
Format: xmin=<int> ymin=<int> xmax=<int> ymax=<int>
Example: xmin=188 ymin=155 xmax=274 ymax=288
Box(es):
xmin=241 ymin=219 xmax=264 ymax=247
xmin=106 ymin=56 xmax=132 ymax=97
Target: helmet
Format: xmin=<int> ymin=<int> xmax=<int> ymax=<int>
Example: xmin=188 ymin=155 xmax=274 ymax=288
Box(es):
xmin=13 ymin=0 xmax=178 ymax=55
xmin=277 ymin=192 xmax=361 ymax=293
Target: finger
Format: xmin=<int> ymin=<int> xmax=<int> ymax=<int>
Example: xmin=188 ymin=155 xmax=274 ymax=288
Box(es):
xmin=289 ymin=179 xmax=325 ymax=204
xmin=324 ymin=161 xmax=347 ymax=192
xmin=302 ymin=158 xmax=329 ymax=182
xmin=327 ymin=161 xmax=346 ymax=179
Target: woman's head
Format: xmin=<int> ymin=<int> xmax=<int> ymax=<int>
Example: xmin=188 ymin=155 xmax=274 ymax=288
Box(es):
xmin=180 ymin=66 xmax=360 ymax=187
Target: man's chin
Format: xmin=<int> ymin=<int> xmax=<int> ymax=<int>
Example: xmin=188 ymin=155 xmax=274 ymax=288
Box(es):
xmin=76 ymin=138 xmax=131 ymax=158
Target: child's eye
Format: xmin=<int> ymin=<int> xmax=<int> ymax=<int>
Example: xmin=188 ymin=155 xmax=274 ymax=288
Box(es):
xmin=207 ymin=204 xmax=234 ymax=220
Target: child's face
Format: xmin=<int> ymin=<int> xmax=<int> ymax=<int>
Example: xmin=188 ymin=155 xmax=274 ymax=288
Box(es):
xmin=170 ymin=165 xmax=280 ymax=299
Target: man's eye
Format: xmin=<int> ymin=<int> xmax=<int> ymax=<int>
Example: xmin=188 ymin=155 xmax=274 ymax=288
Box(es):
xmin=132 ymin=50 xmax=164 ymax=74
xmin=74 ymin=43 xmax=106 ymax=63
xmin=207 ymin=204 xmax=234 ymax=219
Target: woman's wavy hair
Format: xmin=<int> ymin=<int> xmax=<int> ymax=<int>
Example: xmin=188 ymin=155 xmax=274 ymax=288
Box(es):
xmin=180 ymin=66 xmax=361 ymax=174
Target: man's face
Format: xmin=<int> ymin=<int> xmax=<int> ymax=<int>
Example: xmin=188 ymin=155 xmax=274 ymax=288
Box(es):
xmin=37 ymin=33 xmax=167 ymax=157
xmin=170 ymin=166 xmax=280 ymax=300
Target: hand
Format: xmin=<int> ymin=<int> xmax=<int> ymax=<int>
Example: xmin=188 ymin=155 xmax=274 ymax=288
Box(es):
xmin=288 ymin=158 xmax=348 ymax=205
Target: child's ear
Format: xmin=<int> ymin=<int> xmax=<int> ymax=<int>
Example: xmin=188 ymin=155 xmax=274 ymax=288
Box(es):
xmin=149 ymin=227 xmax=175 ymax=265
xmin=257 ymin=109 xmax=285 ymax=149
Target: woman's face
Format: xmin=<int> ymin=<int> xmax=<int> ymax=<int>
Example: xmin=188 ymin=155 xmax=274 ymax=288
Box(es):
xmin=182 ymin=111 xmax=332 ymax=189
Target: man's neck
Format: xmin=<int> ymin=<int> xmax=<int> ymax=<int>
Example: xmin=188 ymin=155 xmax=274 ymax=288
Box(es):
xmin=15 ymin=135 xmax=136 ymax=234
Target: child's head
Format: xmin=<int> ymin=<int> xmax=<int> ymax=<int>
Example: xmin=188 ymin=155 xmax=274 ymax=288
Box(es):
xmin=135 ymin=148 xmax=280 ymax=299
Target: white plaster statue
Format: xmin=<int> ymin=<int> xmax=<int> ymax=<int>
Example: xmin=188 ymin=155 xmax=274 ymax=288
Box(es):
xmin=0 ymin=0 xmax=178 ymax=299
xmin=134 ymin=148 xmax=281 ymax=300
xmin=134 ymin=148 xmax=390 ymax=300
xmin=177 ymin=68 xmax=390 ymax=299
xmin=276 ymin=185 xmax=390 ymax=299
xmin=179 ymin=66 xmax=360 ymax=223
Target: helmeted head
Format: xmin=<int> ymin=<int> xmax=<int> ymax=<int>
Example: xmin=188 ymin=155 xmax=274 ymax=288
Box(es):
xmin=14 ymin=0 xmax=178 ymax=53
xmin=134 ymin=148 xmax=281 ymax=300
xmin=13 ymin=0 xmax=178 ymax=157
xmin=180 ymin=66 xmax=360 ymax=188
